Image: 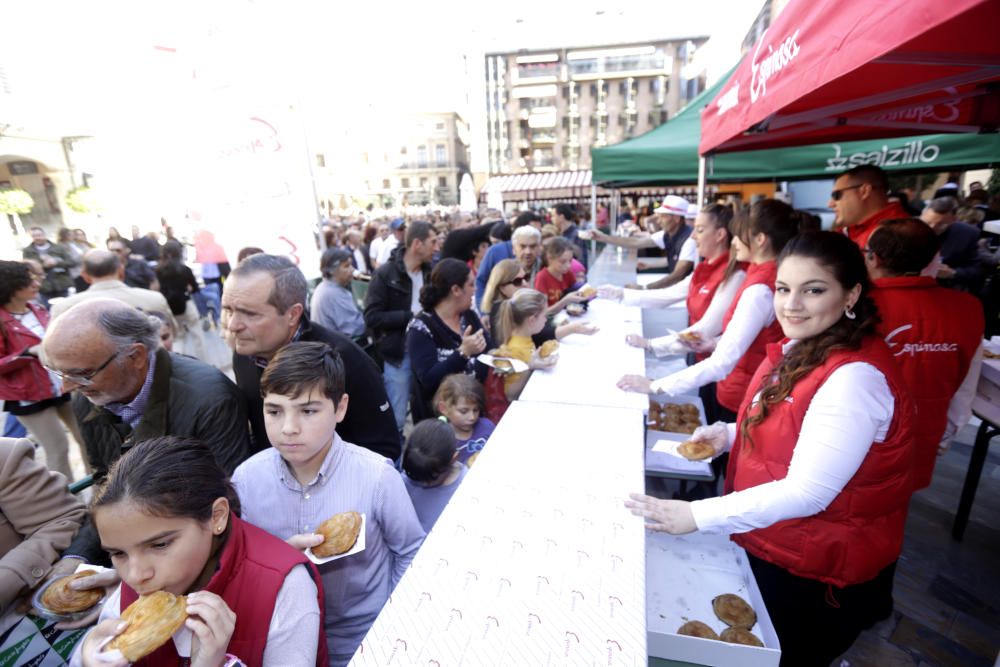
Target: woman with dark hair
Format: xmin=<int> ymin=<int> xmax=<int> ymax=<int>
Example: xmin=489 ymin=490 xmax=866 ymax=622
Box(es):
xmin=618 ymin=199 xmax=799 ymax=423
xmin=406 ymin=258 xmax=491 ymax=421
xmin=73 ymin=436 xmax=326 ymax=666
xmin=0 ymin=260 xmax=84 ymax=479
xmin=156 ymin=239 xmax=206 ymax=359
xmin=627 ymin=232 xmax=917 ymax=666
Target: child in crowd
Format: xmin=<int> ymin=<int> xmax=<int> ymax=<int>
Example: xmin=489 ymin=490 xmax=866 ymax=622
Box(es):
xmin=433 ymin=373 xmax=495 ymax=465
xmin=534 ymin=237 xmax=578 ymax=306
xmin=485 ymin=289 xmax=557 ymax=421
xmin=401 ymin=419 xmax=469 ymax=533
xmin=231 ymin=342 xmax=424 ymax=667
xmin=74 ymin=436 xmax=326 ymax=667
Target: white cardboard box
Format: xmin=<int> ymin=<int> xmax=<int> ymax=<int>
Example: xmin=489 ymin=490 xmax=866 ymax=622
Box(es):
xmin=646 ymin=531 xmax=781 ymax=667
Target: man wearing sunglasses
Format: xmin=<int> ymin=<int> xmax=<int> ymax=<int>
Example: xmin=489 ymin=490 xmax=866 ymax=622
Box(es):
xmin=828 ymin=165 xmax=909 ymax=250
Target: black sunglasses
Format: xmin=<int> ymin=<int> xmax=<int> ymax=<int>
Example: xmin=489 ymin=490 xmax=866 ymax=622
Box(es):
xmin=830 ymin=184 xmax=863 ymax=201
xmin=503 ymin=276 xmax=526 ymax=287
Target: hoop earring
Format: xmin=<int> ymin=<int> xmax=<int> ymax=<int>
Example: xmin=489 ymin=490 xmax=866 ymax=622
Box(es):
xmin=844 ymin=305 xmax=857 ymax=320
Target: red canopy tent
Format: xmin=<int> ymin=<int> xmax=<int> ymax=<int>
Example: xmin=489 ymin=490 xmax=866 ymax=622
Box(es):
xmin=699 ymin=0 xmax=1000 ymax=155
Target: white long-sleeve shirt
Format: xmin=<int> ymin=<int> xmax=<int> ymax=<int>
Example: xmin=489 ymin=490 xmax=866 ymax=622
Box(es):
xmin=691 ymin=360 xmax=895 ymax=534
xmin=650 ymin=283 xmax=774 ymax=395
xmin=942 ymin=341 xmax=983 ymax=446
xmin=648 ymin=269 xmax=748 ymax=357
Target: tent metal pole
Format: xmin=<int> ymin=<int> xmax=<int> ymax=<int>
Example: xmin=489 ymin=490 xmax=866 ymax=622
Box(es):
xmin=590 ymin=183 xmax=598 ymax=257
xmin=697 ymin=156 xmax=707 ymax=208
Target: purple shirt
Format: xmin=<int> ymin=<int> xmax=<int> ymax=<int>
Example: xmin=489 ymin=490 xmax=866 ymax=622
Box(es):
xmin=455 ymin=417 xmax=495 ymax=464
xmin=402 ymin=464 xmax=469 ymax=533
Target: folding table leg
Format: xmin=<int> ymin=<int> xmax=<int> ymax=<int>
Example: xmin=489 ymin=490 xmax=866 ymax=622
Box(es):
xmin=952 ymin=420 xmax=998 ymax=541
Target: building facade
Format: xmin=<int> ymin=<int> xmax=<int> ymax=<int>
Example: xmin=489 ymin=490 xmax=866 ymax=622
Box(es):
xmin=358 ymin=112 xmax=472 ymax=207
xmin=485 ymin=38 xmax=708 ymax=175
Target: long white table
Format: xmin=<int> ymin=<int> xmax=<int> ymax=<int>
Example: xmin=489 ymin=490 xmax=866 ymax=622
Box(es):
xmin=518 ymin=298 xmax=649 ymax=411
xmin=350 ymin=400 xmax=647 ymax=666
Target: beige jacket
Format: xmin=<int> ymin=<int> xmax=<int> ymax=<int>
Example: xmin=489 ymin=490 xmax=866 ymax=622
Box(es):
xmin=49 ymin=279 xmax=175 ymax=326
xmin=0 ymin=438 xmax=87 ymax=610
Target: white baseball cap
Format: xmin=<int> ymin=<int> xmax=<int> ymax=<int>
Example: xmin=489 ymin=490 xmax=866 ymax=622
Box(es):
xmin=654 ymin=195 xmax=690 ymax=216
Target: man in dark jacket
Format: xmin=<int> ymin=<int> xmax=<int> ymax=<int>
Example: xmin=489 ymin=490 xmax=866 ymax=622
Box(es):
xmin=363 ymin=221 xmax=438 ymax=431
xmin=42 ymin=298 xmax=250 ymax=565
xmin=22 ymin=227 xmax=78 ymax=304
xmin=222 ymin=254 xmax=401 ymax=459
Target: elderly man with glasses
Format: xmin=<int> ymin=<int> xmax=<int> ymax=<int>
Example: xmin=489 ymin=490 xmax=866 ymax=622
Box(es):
xmin=828 ymin=164 xmax=909 ymax=250
xmin=39 ymin=299 xmax=251 ymax=613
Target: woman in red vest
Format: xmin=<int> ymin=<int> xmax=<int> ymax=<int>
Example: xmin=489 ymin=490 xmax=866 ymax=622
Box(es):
xmin=627 ymin=232 xmax=917 ymax=666
xmin=866 ymin=218 xmax=983 ymax=489
xmin=75 ymin=437 xmax=327 ymax=667
xmin=618 ymin=199 xmax=799 ymax=422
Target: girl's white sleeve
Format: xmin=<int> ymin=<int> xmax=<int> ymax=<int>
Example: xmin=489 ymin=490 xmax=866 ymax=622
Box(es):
xmin=262 ymin=564 xmax=321 ymax=666
xmin=687 ymin=270 xmax=747 ymax=339
xmin=650 ymin=284 xmax=774 ymax=395
xmin=621 ymin=278 xmax=690 ymax=308
xmin=690 ymin=362 xmax=894 ymax=533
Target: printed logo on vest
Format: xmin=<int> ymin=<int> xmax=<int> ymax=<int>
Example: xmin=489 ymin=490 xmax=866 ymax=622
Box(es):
xmin=884 ymin=324 xmax=958 ymax=357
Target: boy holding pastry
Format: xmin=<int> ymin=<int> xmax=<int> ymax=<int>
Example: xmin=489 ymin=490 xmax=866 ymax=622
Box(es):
xmin=232 ymin=342 xmax=425 ymax=667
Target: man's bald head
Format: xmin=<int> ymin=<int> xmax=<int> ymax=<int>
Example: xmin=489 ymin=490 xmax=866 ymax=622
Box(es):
xmin=82 ymin=249 xmax=122 ymax=280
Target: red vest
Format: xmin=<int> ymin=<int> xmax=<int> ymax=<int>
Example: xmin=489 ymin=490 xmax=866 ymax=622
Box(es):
xmin=845 ymin=201 xmax=911 ymax=250
xmin=726 ymin=336 xmax=916 ymax=587
xmin=716 ymin=261 xmax=783 ymax=411
xmin=120 ymin=515 xmax=328 ymax=667
xmin=686 ymin=252 xmax=734 ymax=325
xmin=872 ymin=276 xmax=983 ymax=489
xmin=0 ymin=303 xmax=56 ymax=402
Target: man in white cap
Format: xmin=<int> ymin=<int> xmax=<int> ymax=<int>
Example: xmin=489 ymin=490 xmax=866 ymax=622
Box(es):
xmin=591 ymin=194 xmax=696 ymax=289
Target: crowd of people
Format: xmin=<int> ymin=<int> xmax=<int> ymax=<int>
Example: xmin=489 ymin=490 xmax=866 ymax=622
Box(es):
xmin=0 ymin=163 xmax=994 ymax=666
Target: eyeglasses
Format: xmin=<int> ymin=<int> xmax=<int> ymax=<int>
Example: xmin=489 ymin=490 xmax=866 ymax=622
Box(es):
xmin=830 ymin=184 xmax=863 ymax=201
xmin=503 ymin=276 xmax=526 ymax=287
xmin=47 ymin=349 xmax=122 ymax=386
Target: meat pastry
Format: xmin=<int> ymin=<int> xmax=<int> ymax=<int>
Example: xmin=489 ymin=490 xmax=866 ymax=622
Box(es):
xmin=41 ymin=570 xmax=104 ymax=613
xmin=720 ymin=627 xmax=764 ymax=647
xmin=538 ymin=340 xmax=559 ymax=358
xmin=108 ymin=591 xmax=187 ymax=662
xmin=678 ymin=440 xmax=715 ymax=461
xmin=712 ymin=593 xmax=757 ymax=629
xmin=677 ymin=620 xmax=719 ymax=640
xmin=314 ymin=511 xmax=363 ymax=557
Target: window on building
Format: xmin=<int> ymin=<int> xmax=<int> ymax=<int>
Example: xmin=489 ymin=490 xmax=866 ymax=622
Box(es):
xmin=438 ymin=176 xmax=448 ymax=187
xmin=401 ymin=177 xmax=410 ymax=188
xmin=420 ymin=177 xmax=428 ymax=188
xmin=417 ymin=146 xmax=428 ymax=167
xmin=382 ymin=178 xmax=391 ymax=189
xmin=619 ymin=81 xmax=627 ymax=96
xmin=435 ymin=122 xmax=445 ymax=130
xmin=400 ymin=146 xmax=408 ymax=154
xmin=589 ymin=83 xmax=597 ymax=97
xmin=315 ymin=153 xmax=326 ymax=168
xmin=435 ymin=145 xmax=446 ymax=165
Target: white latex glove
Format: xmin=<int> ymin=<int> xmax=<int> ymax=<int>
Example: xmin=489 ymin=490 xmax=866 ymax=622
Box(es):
xmin=597 ymin=284 xmax=624 ymax=301
xmin=688 ymin=422 xmax=732 ymax=456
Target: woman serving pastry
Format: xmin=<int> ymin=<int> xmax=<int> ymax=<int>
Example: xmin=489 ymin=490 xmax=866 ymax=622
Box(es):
xmin=626 ymin=232 xmax=917 ymax=666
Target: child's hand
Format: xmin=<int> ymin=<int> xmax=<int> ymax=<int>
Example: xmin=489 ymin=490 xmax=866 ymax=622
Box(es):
xmin=187 ymin=591 xmax=237 ymax=667
xmin=566 ymin=321 xmax=598 ymax=336
xmin=80 ymin=619 xmax=130 ymax=667
xmin=286 ymin=533 xmax=324 ymax=551
xmin=529 ymin=348 xmax=558 ymax=370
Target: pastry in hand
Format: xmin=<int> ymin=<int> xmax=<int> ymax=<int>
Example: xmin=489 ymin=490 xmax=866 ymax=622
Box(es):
xmin=712 ymin=593 xmax=757 ymax=629
xmin=578 ymin=285 xmax=597 ymax=299
xmin=720 ymin=627 xmax=764 ymax=647
xmin=493 ymin=359 xmax=513 ymax=372
xmin=108 ymin=591 xmax=187 ymax=662
xmin=539 ymin=340 xmax=559 ymax=358
xmin=677 ymin=620 xmax=719 ymax=640
xmin=314 ymin=511 xmax=363 ymax=557
xmin=677 ymin=330 xmax=702 ymax=343
xmin=678 ymin=440 xmax=715 ymax=461
xmin=41 ymin=570 xmax=104 ymax=613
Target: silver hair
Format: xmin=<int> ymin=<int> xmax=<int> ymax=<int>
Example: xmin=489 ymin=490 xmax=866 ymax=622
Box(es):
xmin=511 ymin=225 xmax=541 ymax=244
xmin=98 ymin=307 xmax=161 ymax=351
xmin=928 ymin=196 xmax=959 ymax=215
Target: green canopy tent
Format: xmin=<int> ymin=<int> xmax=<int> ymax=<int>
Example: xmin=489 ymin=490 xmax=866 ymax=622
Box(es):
xmin=592 ymin=71 xmax=1000 ymax=186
